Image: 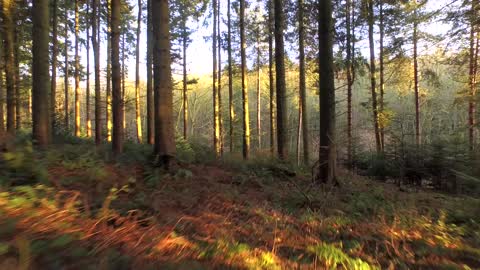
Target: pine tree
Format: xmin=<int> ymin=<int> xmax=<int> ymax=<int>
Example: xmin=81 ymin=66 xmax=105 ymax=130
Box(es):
xmin=316 ymin=0 xmax=337 ymax=184
xmin=152 ymin=0 xmax=176 ymax=166
xmin=32 ymin=0 xmax=50 ymax=146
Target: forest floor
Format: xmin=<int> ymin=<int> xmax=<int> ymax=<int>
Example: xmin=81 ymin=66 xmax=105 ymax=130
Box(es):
xmin=0 ymin=137 xmax=479 ymax=269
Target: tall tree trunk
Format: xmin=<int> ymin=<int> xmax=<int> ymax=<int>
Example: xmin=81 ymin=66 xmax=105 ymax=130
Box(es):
xmin=86 ymin=0 xmax=92 ymax=138
xmin=346 ymin=0 xmax=354 ymax=165
xmin=218 ymin=1 xmax=223 ymax=155
xmin=122 ymin=32 xmax=126 ymax=131
xmin=92 ymin=0 xmax=102 ymax=144
xmin=3 ymin=0 xmax=16 ymax=133
xmin=111 ymin=0 xmax=123 ymax=154
xmin=146 ymin=0 xmax=154 ymax=144
xmin=274 ymin=0 xmax=288 ymax=159
xmin=367 ymin=0 xmax=382 ymax=154
xmin=64 ymin=3 xmax=69 ymax=131
xmin=74 ymin=0 xmax=81 ymax=137
xmin=316 ymin=0 xmax=337 ymax=184
xmin=106 ymin=0 xmax=112 ymax=142
xmin=32 ymin=0 xmax=50 ymax=146
xmin=298 ymin=0 xmax=309 ymax=164
xmin=0 ymin=30 xmax=4 ymax=133
xmin=256 ymin=41 xmax=262 ymax=150
xmin=182 ymin=7 xmax=188 ymax=140
xmin=51 ymin=0 xmax=58 ymax=135
xmin=379 ymin=0 xmax=385 ymax=150
xmin=227 ymin=0 xmax=234 ymax=152
xmin=268 ymin=0 xmax=275 ymax=155
xmin=135 ymin=0 xmax=143 ymax=143
xmin=468 ymin=0 xmax=477 ymax=149
xmin=212 ymin=0 xmax=221 ymax=157
xmin=14 ymin=29 xmax=20 ymax=130
xmin=240 ymin=0 xmax=250 ymax=159
xmin=413 ymin=3 xmax=420 ymax=146
xmin=152 ymin=0 xmax=176 ymax=166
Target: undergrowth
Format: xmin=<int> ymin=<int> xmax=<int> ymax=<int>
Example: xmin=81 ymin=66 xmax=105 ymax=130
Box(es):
xmin=0 ymin=137 xmax=479 ymax=269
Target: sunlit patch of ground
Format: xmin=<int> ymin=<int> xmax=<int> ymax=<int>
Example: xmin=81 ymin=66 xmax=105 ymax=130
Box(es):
xmin=0 ymin=149 xmax=479 ymax=269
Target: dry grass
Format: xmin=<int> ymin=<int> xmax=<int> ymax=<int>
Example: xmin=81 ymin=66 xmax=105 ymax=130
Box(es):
xmin=0 ymin=161 xmax=478 ymax=269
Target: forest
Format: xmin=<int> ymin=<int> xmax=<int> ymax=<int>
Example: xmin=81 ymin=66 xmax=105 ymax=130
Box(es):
xmin=0 ymin=0 xmax=479 ymax=269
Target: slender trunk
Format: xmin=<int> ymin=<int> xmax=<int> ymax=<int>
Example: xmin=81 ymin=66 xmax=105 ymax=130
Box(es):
xmin=74 ymin=0 xmax=81 ymax=137
xmin=367 ymin=0 xmax=382 ymax=154
xmin=240 ymin=0 xmax=250 ymax=159
xmin=468 ymin=0 xmax=477 ymax=149
xmin=32 ymin=0 xmax=50 ymax=146
xmin=111 ymin=0 xmax=123 ymax=154
xmin=413 ymin=3 xmax=420 ymax=146
xmin=152 ymin=0 xmax=176 ymax=165
xmin=86 ymin=0 xmax=91 ymax=138
xmin=93 ymin=0 xmax=102 ymax=144
xmin=296 ymin=105 xmax=302 ymax=166
xmin=213 ymin=0 xmax=221 ymax=157
xmin=64 ymin=3 xmax=69 ymax=131
xmin=122 ymin=33 xmax=126 ymax=131
xmin=218 ymin=2 xmax=223 ymax=155
xmin=316 ymin=0 xmax=337 ymax=184
xmin=298 ymin=0 xmax=309 ymax=164
xmin=106 ymin=0 xmax=112 ymax=142
xmin=0 ymin=30 xmax=4 ymax=132
xmin=3 ymin=0 xmax=16 ymax=133
xmin=257 ymin=42 xmax=262 ymax=150
xmin=146 ymin=0 xmax=154 ymax=144
xmin=268 ymin=0 xmax=275 ymax=155
xmin=135 ymin=0 xmax=143 ymax=143
xmin=14 ymin=29 xmax=20 ymax=130
xmin=379 ymin=0 xmax=385 ymax=150
xmin=274 ymin=0 xmax=288 ymax=159
xmin=182 ymin=9 xmax=188 ymax=140
xmin=346 ymin=0 xmax=354 ymax=165
xmin=227 ymin=0 xmax=234 ymax=152
xmin=51 ymin=0 xmax=58 ymax=135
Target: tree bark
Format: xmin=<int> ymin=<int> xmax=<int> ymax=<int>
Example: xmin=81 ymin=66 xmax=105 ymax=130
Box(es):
xmin=64 ymin=3 xmax=69 ymax=131
xmin=274 ymin=0 xmax=288 ymax=160
xmin=106 ymin=0 xmax=112 ymax=142
xmin=413 ymin=2 xmax=420 ymax=146
xmin=92 ymin=0 xmax=102 ymax=144
xmin=316 ymin=0 xmax=337 ymax=184
xmin=111 ymin=0 xmax=123 ymax=154
xmin=212 ymin=0 xmax=221 ymax=157
xmin=3 ymin=0 xmax=16 ymax=133
xmin=86 ymin=0 xmax=92 ymax=138
xmin=468 ymin=0 xmax=478 ymax=150
xmin=240 ymin=0 xmax=250 ymax=159
xmin=152 ymin=0 xmax=176 ymax=166
xmin=367 ymin=0 xmax=382 ymax=154
xmin=227 ymin=0 xmax=234 ymax=152
xmin=218 ymin=1 xmax=223 ymax=155
xmin=146 ymin=0 xmax=154 ymax=144
xmin=0 ymin=28 xmax=4 ymax=133
xmin=298 ymin=0 xmax=309 ymax=164
xmin=257 ymin=40 xmax=262 ymax=150
xmin=379 ymin=0 xmax=385 ymax=150
xmin=182 ymin=6 xmax=188 ymax=140
xmin=51 ymin=0 xmax=58 ymax=135
xmin=121 ymin=33 xmax=126 ymax=131
xmin=32 ymin=0 xmax=50 ymax=146
xmin=74 ymin=0 xmax=81 ymax=137
xmin=135 ymin=0 xmax=143 ymax=143
xmin=346 ymin=0 xmax=354 ymax=165
xmin=14 ymin=28 xmax=20 ymax=130
xmin=268 ymin=0 xmax=275 ymax=155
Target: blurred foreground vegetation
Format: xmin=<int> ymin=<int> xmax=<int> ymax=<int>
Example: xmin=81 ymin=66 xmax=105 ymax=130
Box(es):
xmin=0 ymin=133 xmax=479 ymax=269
